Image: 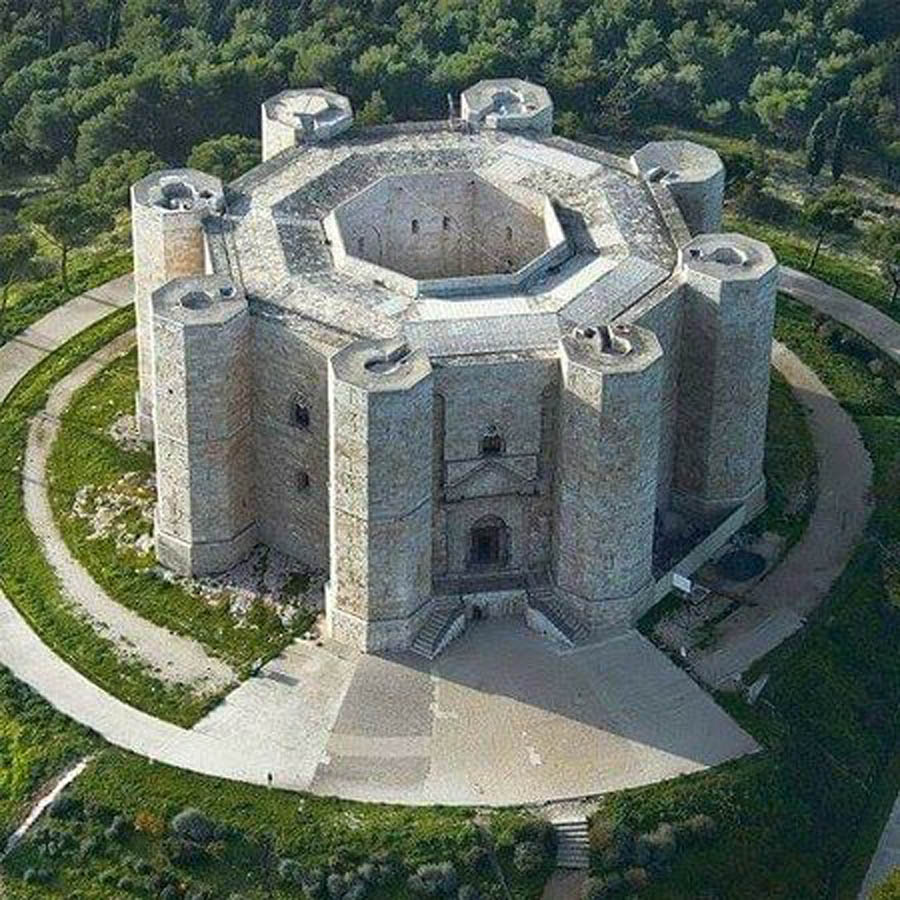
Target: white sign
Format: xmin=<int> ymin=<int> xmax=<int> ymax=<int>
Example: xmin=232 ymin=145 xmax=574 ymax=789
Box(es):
xmin=672 ymin=573 xmax=692 ymax=594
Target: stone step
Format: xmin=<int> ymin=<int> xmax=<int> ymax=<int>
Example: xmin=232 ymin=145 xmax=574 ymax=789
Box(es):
xmin=411 ymin=603 xmax=466 ymax=660
xmin=552 ymin=817 xmax=590 ymax=871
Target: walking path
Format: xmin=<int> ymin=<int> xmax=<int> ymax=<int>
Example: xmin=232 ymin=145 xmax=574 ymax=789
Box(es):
xmin=779 ymin=266 xmax=900 ymax=365
xmin=23 ymin=331 xmax=234 ymax=691
xmin=692 ymin=340 xmax=873 ymax=686
xmin=0 ymin=265 xmax=894 ymax=839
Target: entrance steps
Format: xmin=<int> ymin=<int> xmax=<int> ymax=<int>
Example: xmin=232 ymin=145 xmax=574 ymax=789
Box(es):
xmin=553 ymin=817 xmax=590 ymax=870
xmin=411 ymin=601 xmax=466 ymax=660
xmin=526 ymin=584 xmax=590 ymax=647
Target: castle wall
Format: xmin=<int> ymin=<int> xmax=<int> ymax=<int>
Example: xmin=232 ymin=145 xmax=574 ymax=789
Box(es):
xmin=251 ymin=316 xmax=330 ymax=571
xmin=336 ymin=174 xmax=546 ymax=280
xmin=434 ymin=356 xmax=557 ymax=578
xmin=627 ymin=283 xmax=685 ymax=511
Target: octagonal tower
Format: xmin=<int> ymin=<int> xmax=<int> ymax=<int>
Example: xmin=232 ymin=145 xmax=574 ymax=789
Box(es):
xmin=632 ymin=140 xmax=725 ymax=236
xmin=555 ymin=323 xmax=663 ymax=626
xmin=674 ymin=233 xmax=778 ymax=519
xmin=261 ymin=88 xmax=353 ymax=161
xmin=461 ymin=78 xmax=553 ymax=134
xmin=327 ymin=337 xmax=434 ymax=651
xmin=131 ymin=169 xmax=224 ymax=440
xmin=151 ymin=275 xmax=256 ymax=575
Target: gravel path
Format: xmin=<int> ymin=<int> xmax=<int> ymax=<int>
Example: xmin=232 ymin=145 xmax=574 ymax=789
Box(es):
xmin=692 ymin=340 xmax=873 ymax=687
xmin=779 ymin=266 xmax=900 ymax=365
xmin=22 ymin=331 xmax=234 ymax=691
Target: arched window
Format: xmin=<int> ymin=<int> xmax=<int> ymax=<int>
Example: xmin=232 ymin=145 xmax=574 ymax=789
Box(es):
xmin=296 ymin=470 xmax=310 ymax=491
xmin=292 ymin=396 xmax=310 ymax=429
xmin=356 ymin=235 xmax=365 ymax=254
xmin=411 ymin=218 xmax=419 ymax=234
xmin=481 ymin=428 xmax=503 ymax=456
xmin=505 ymin=225 xmax=513 ymax=241
xmin=443 ymin=215 xmax=451 ymax=231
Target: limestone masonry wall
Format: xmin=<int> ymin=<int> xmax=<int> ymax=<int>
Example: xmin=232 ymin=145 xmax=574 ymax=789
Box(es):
xmin=132 ymin=77 xmax=779 ymax=652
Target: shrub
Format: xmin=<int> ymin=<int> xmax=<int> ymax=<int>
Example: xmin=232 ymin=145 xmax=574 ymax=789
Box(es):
xmin=458 ymin=887 xmax=483 ymax=900
xmin=634 ymin=823 xmax=677 ymax=874
xmin=343 ymin=878 xmax=369 ymax=900
xmin=134 ymin=809 xmax=166 ymax=836
xmin=327 ymin=872 xmax=346 ymax=898
xmin=513 ymin=839 xmax=546 ymax=874
xmin=49 ymin=792 xmax=83 ymax=821
xmin=464 ymin=844 xmax=491 ymax=875
xmin=278 ymin=857 xmax=304 ymax=885
xmin=623 ymin=867 xmax=650 ymax=890
xmin=78 ymin=835 xmax=99 ymax=860
xmin=104 ymin=813 xmax=129 ymax=841
xmin=301 ymin=866 xmax=326 ymax=897
xmin=170 ymin=807 xmax=221 ymax=844
xmin=166 ymin=836 xmax=207 ymax=865
xmin=582 ymin=873 xmax=625 ymax=899
xmin=590 ymin=820 xmax=635 ymax=871
xmin=408 ymin=861 xmax=459 ymax=896
xmin=22 ymin=868 xmax=50 ymax=884
xmin=676 ymin=814 xmax=717 ymax=845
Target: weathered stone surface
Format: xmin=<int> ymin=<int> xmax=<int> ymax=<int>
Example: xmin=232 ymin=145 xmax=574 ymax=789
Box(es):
xmin=135 ymin=82 xmax=776 ymax=650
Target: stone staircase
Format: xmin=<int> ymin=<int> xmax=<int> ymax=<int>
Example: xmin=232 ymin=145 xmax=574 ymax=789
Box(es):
xmin=526 ymin=583 xmax=590 ymax=647
xmin=553 ymin=817 xmax=590 ymax=870
xmin=410 ymin=601 xmax=466 ymax=659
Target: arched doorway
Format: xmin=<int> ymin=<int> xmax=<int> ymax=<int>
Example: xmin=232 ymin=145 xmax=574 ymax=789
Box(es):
xmin=468 ymin=515 xmax=510 ymax=569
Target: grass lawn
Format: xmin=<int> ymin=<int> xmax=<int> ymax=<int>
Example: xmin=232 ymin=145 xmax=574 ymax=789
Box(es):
xmin=586 ymin=300 xmax=900 ymax=899
xmin=0 ymin=669 xmax=97 ymax=847
xmin=0 ymin=750 xmax=554 ymax=899
xmin=0 ymin=306 xmax=217 ymax=726
xmin=754 ymin=368 xmax=817 ymax=550
xmin=46 ymin=348 xmax=307 ymax=675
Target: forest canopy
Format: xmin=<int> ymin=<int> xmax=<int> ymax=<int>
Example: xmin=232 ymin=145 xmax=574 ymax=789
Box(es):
xmin=0 ymin=0 xmax=897 ymax=177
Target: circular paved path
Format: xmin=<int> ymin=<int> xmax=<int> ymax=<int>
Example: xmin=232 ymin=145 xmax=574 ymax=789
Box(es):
xmin=0 ymin=267 xmax=893 ymax=809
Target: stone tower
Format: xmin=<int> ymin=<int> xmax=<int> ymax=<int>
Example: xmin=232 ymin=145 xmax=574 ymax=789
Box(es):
xmin=555 ymin=323 xmax=663 ymax=626
xmin=131 ymin=169 xmax=223 ymax=439
xmin=151 ymin=275 xmax=256 ymax=575
xmin=631 ymin=140 xmax=725 ymax=235
xmin=674 ymin=233 xmax=778 ymax=520
xmin=326 ymin=337 xmax=434 ymax=651
xmin=261 ymin=88 xmax=353 ymax=161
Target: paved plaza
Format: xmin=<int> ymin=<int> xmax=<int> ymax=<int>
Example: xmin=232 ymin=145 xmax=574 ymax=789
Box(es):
xmin=200 ymin=618 xmax=758 ymax=805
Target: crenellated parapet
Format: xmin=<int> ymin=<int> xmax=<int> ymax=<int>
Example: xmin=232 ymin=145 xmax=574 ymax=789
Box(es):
xmin=131 ymin=169 xmax=224 ymax=439
xmin=326 ymin=337 xmax=434 ymax=651
xmin=673 ymin=233 xmax=778 ymax=520
xmin=151 ymin=274 xmax=256 ymax=575
xmin=554 ymin=323 xmax=663 ymax=626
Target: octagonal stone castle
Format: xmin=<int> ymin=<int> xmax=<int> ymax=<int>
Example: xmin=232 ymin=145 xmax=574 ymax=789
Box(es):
xmin=131 ymin=79 xmax=777 ymax=655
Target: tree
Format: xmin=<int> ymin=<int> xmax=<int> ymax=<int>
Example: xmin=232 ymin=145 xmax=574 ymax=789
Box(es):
xmin=803 ymin=187 xmax=863 ymax=270
xmin=20 ymin=191 xmax=111 ymax=292
xmin=186 ymin=135 xmax=260 ymax=183
xmin=0 ymin=231 xmax=38 ymax=334
xmin=356 ymin=90 xmax=391 ymax=126
xmin=805 ymin=110 xmax=829 ymax=186
xmin=865 ymin=220 xmax=900 ymax=305
xmin=872 ymin=867 xmax=900 ymax=900
xmin=831 ymin=108 xmax=849 ymax=182
xmin=83 ymin=149 xmax=165 ymax=212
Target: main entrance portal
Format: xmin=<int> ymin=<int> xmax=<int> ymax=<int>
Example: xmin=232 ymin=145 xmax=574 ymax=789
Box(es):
xmin=469 ymin=516 xmax=509 ymax=569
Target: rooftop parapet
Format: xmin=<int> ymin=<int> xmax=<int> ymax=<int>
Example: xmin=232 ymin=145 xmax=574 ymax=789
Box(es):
xmin=631 ymin=140 xmax=724 ymax=236
xmin=679 ymin=233 xmax=777 ymax=289
xmin=460 ymin=78 xmax=553 ymax=134
xmin=261 ymin=88 xmax=353 ymax=160
xmin=131 ymin=169 xmax=224 ymax=215
xmin=561 ymin=323 xmax=662 ymax=374
xmin=151 ymin=274 xmax=246 ymax=327
xmin=330 ymin=336 xmax=432 ymax=393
